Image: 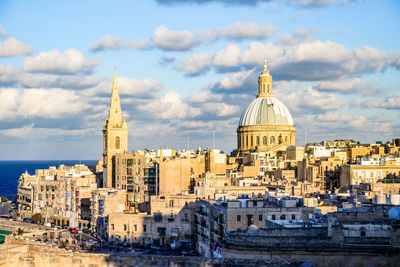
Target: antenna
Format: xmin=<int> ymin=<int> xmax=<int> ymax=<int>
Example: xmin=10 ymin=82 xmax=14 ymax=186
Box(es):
xmin=213 ymin=130 xmax=215 ymax=150
xmin=305 ymin=128 xmax=308 ymax=146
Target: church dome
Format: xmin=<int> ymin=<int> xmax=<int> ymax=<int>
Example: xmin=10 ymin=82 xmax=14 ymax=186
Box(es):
xmin=238 ymin=96 xmax=294 ymax=127
xmin=236 ymin=60 xmax=296 ymax=156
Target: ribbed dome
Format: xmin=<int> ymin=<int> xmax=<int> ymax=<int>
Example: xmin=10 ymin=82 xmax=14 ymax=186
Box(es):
xmin=239 ymin=96 xmax=294 ymax=127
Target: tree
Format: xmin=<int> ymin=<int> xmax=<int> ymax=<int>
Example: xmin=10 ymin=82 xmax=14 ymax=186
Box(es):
xmin=31 ymin=213 xmax=42 ymax=224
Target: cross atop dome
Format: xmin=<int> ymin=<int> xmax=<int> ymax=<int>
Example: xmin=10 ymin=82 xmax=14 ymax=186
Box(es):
xmin=262 ymin=59 xmax=269 ymax=75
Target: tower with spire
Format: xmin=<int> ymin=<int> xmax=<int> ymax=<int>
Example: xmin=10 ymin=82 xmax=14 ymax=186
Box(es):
xmin=102 ymin=69 xmax=128 ymax=188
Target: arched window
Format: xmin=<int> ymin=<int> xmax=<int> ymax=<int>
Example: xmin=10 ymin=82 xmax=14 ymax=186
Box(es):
xmin=278 ymin=134 xmax=283 ymax=144
xmin=242 ymin=135 xmax=244 ymax=148
xmin=256 ymin=136 xmax=260 ymax=146
xmin=250 ymin=136 xmax=253 ymax=147
xmin=263 ymin=136 xmax=267 ymax=145
xmin=270 ymin=136 xmax=275 ymax=144
xmin=115 ymin=136 xmax=120 ymax=149
xmin=246 ymin=136 xmax=248 ymax=147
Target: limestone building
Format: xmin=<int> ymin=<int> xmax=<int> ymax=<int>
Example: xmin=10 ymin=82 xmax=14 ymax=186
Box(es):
xmin=237 ymin=61 xmax=295 ymax=156
xmin=103 ymin=70 xmax=128 ymax=188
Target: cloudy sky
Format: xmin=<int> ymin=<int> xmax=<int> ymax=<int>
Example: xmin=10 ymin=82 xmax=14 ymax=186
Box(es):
xmin=0 ymin=0 xmax=399 ymax=160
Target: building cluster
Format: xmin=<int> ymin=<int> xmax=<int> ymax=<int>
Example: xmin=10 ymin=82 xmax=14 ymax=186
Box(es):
xmin=16 ymin=64 xmax=400 ymax=258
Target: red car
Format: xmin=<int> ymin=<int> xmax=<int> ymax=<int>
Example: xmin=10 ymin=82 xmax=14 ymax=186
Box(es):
xmin=69 ymin=227 xmax=77 ymax=233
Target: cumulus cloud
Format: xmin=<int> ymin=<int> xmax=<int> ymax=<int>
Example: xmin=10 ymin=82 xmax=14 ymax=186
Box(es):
xmin=0 ymin=37 xmax=33 ymax=57
xmin=90 ymin=23 xmax=276 ymax=52
xmin=137 ymin=91 xmax=201 ymax=119
xmin=357 ymin=94 xmax=400 ymax=110
xmin=0 ymin=25 xmax=9 ymax=38
xmin=203 ymin=102 xmax=241 ymax=117
xmin=89 ymin=35 xmax=147 ymax=52
xmin=204 ymin=68 xmax=257 ymax=94
xmin=176 ymin=52 xmax=214 ymax=75
xmin=155 ymin=0 xmax=360 ymax=7
xmin=0 ymin=88 xmax=90 ymax=121
xmin=187 ymin=91 xmax=223 ymax=103
xmin=176 ymin=40 xmax=400 ymax=80
xmin=82 ymin=76 xmax=163 ymax=99
xmin=23 ymin=49 xmax=100 ymax=74
xmin=313 ymin=77 xmax=385 ymax=95
xmin=0 ymin=124 xmax=97 ymax=139
xmin=155 ymin=0 xmax=268 ymax=6
xmin=216 ymin=22 xmax=277 ymax=40
xmin=287 ymin=0 xmax=333 ymax=7
xmin=152 ymin=26 xmax=199 ymax=51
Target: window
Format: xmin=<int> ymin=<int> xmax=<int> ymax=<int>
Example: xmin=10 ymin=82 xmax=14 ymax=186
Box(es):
xmin=259 ymin=215 xmax=262 ymax=221
xmin=111 ymin=224 xmax=114 ymax=230
xmin=263 ymin=136 xmax=267 ymax=145
xmin=285 ymin=136 xmax=288 ymax=143
xmin=292 ymin=214 xmax=296 ymax=220
xmin=256 ymin=136 xmax=260 ymax=146
xmin=169 ymin=200 xmax=174 ymax=208
xmin=280 ymin=214 xmax=286 ymax=220
xmin=115 ymin=136 xmax=120 ymax=149
xmin=134 ymin=225 xmax=137 ymax=232
xmin=270 ymin=136 xmax=275 ymax=144
xmin=251 ymin=136 xmax=253 ymax=146
xmin=237 ymin=215 xmax=241 ymax=221
xmin=272 ymin=215 xmax=276 ymax=220
xmin=124 ymin=224 xmax=127 ymax=231
xmin=143 ymin=224 xmax=147 ymax=232
xmin=246 ymin=136 xmax=248 ymax=147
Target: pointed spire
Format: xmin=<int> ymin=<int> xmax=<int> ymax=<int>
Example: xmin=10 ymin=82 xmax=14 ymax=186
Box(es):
xmin=107 ymin=68 xmax=123 ymax=126
xmin=112 ymin=67 xmax=118 ymax=91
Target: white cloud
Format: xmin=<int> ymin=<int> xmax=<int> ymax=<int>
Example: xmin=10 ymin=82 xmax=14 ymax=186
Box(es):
xmin=137 ymin=91 xmax=201 ymax=119
xmin=0 ymin=25 xmax=9 ymax=38
xmin=313 ymin=77 xmax=385 ymax=95
xmin=23 ymin=49 xmax=100 ymax=74
xmin=287 ymin=0 xmax=333 ymax=7
xmin=213 ymin=44 xmax=242 ymax=67
xmin=176 ymin=52 xmax=214 ymax=75
xmin=358 ymin=94 xmax=400 ymax=110
xmin=216 ymin=22 xmax=277 ymax=39
xmin=0 ymin=124 xmax=97 ymax=139
xmin=152 ymin=26 xmax=198 ymax=51
xmin=0 ymin=88 xmax=90 ymax=121
xmin=90 ymin=22 xmax=276 ymax=52
xmin=177 ymin=40 xmax=400 ymax=80
xmin=187 ymin=91 xmax=223 ymax=103
xmin=204 ymin=68 xmax=257 ymax=94
xmin=0 ymin=37 xmax=33 ymax=57
xmin=203 ymin=102 xmax=241 ymax=117
xmin=89 ymin=35 xmax=147 ymax=51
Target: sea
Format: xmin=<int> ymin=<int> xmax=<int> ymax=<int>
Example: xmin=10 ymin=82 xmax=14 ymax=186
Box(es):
xmin=0 ymin=160 xmax=97 ymax=201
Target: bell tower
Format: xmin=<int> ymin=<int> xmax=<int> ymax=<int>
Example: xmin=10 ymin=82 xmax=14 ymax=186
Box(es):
xmin=102 ymin=69 xmax=128 ymax=188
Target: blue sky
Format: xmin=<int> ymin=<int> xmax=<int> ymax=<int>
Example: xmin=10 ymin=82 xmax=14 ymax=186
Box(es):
xmin=0 ymin=0 xmax=399 ymax=159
